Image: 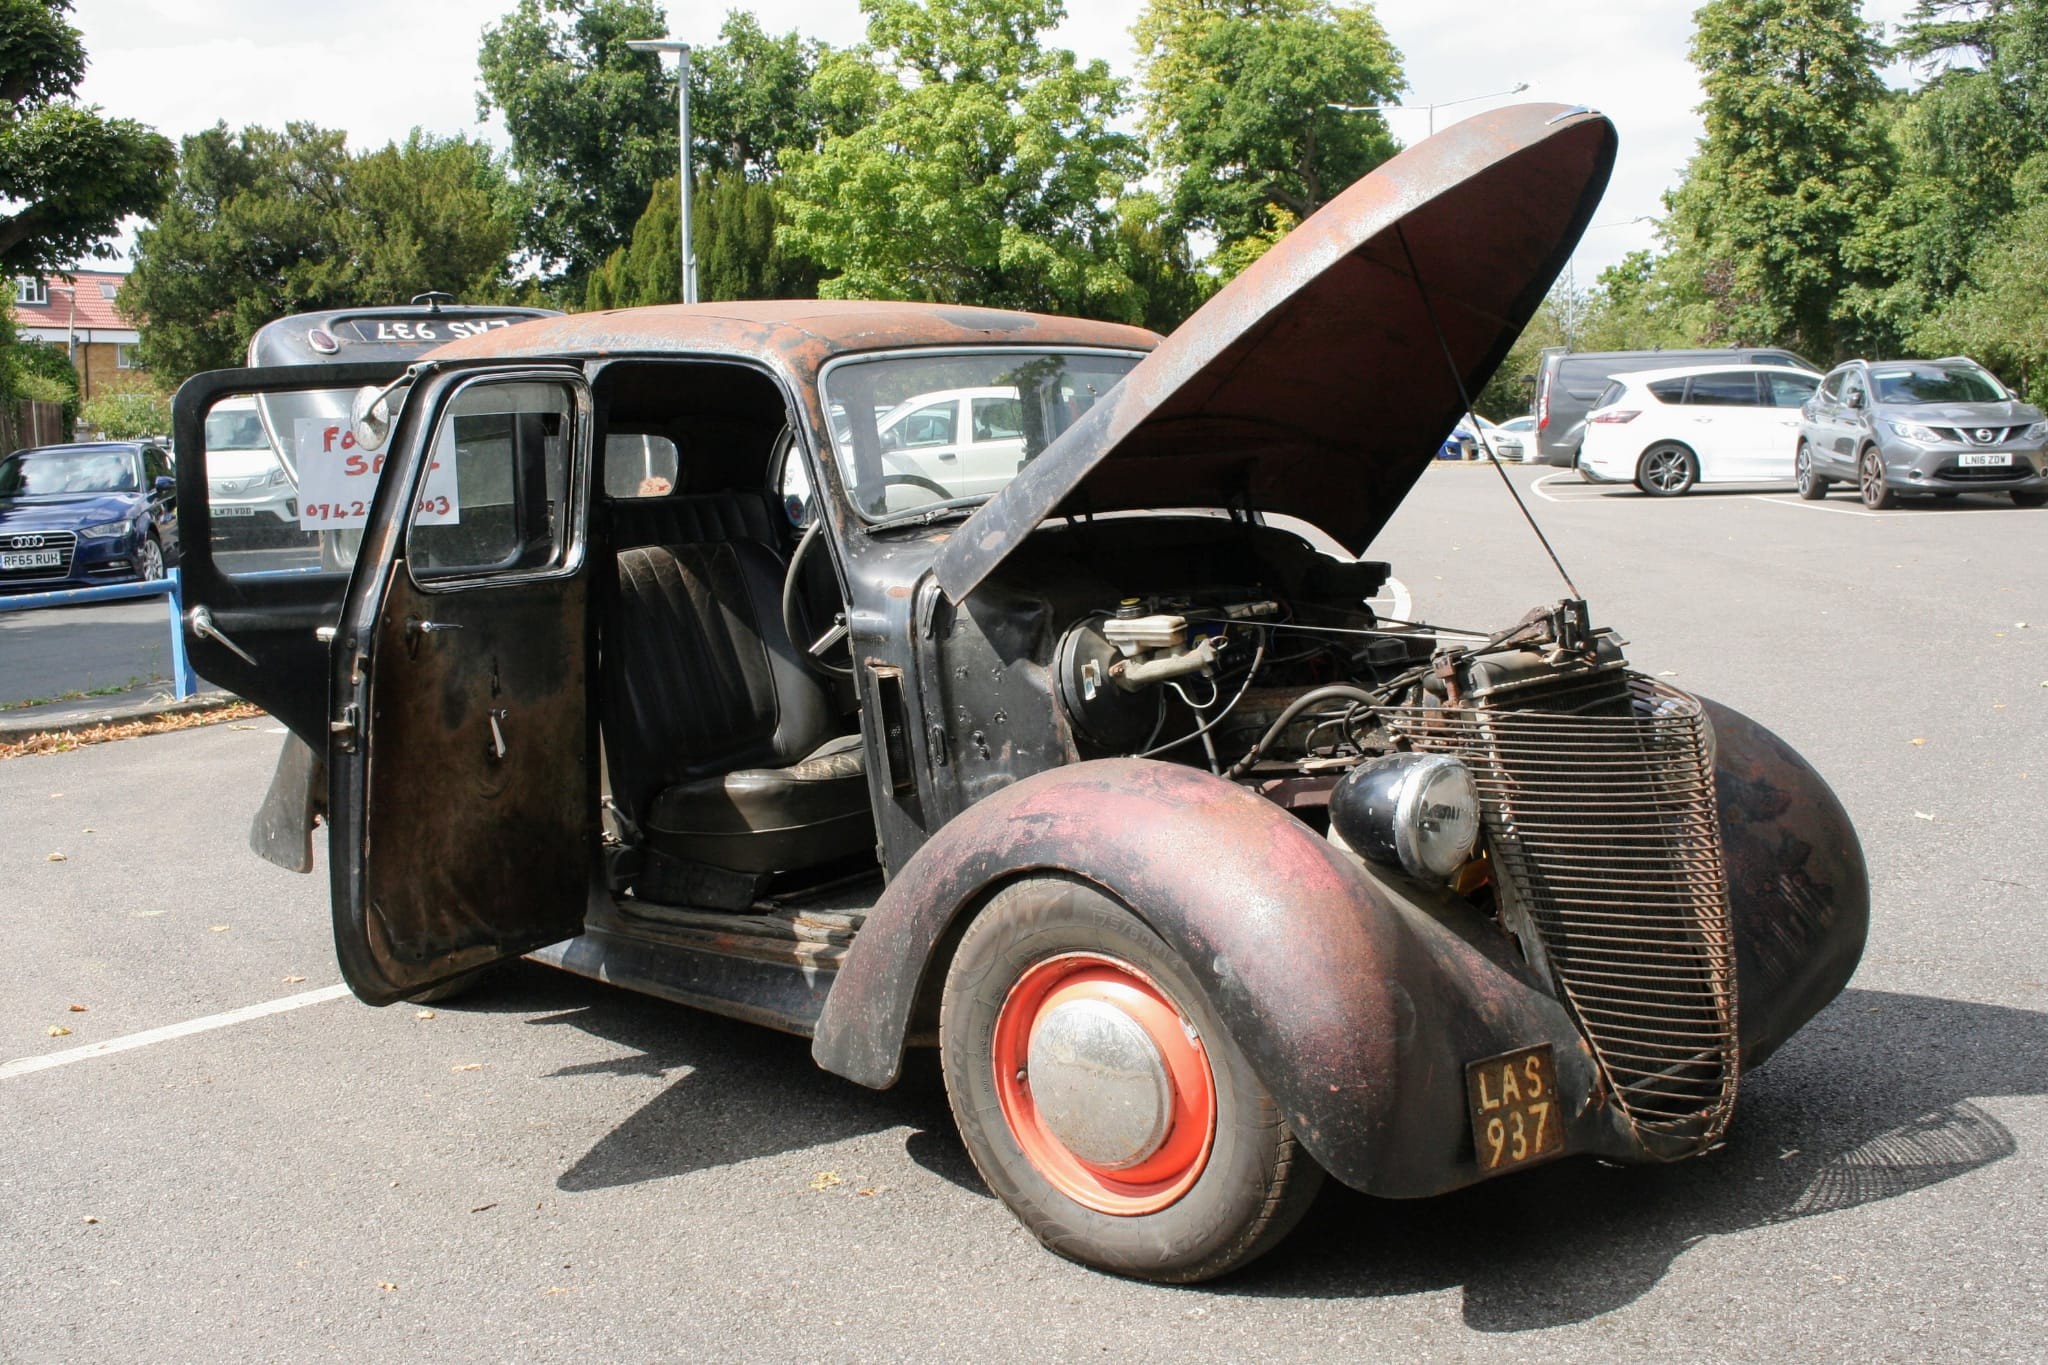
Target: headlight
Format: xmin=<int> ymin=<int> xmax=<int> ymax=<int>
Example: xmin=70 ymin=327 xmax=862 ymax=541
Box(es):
xmin=1329 ymin=752 xmax=1482 ymax=881
xmin=2024 ymin=420 xmax=2048 ymax=441
xmin=264 ymin=465 xmax=288 ymax=486
xmin=77 ymin=520 xmax=129 ymax=540
xmin=1886 ymin=419 xmax=1942 ymax=445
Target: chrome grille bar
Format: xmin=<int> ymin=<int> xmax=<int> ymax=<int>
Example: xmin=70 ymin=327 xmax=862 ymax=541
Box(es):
xmin=1387 ymin=675 xmax=1739 ymax=1148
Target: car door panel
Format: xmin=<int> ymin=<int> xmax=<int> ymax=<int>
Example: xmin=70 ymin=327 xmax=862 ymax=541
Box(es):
xmin=172 ymin=362 xmax=414 ymax=745
xmin=328 ymin=367 xmax=596 ymax=1005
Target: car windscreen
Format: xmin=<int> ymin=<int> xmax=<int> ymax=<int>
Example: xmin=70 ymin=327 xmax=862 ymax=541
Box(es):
xmin=205 ymin=407 xmax=271 ymax=451
xmin=822 ymin=349 xmax=1141 ymax=520
xmin=1871 ymin=364 xmax=2008 ymax=405
xmin=0 ymin=447 xmax=137 ymax=497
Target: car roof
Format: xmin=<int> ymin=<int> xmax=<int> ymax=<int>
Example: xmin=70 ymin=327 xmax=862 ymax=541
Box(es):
xmin=425 ymin=299 xmax=1159 ymax=373
xmin=10 ymin=441 xmax=146 ymax=455
xmin=1616 ymin=363 xmax=1819 ymax=387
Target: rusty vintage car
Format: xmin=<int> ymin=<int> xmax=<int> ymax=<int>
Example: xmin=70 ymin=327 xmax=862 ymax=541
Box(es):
xmin=172 ymin=106 xmax=1867 ymax=1283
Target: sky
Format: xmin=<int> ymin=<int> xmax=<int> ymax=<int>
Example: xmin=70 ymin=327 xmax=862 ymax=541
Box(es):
xmin=70 ymin=0 xmax=1926 ymax=280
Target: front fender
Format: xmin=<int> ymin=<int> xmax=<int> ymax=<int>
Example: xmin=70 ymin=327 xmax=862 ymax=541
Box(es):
xmin=813 ymin=758 xmax=1620 ymax=1195
xmin=1704 ymin=699 xmax=1870 ymax=1068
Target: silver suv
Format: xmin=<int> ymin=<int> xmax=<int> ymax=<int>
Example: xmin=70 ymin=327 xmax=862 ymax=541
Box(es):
xmin=1796 ymin=357 xmax=2048 ymax=509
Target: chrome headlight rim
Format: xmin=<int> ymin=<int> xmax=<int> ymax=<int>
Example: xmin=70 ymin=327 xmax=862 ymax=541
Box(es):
xmin=1330 ymin=751 xmax=1483 ymax=883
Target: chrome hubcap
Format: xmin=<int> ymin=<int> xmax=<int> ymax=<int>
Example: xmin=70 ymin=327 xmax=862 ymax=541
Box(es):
xmin=1649 ymin=452 xmax=1684 ymax=490
xmin=1026 ymin=998 xmax=1175 ymax=1170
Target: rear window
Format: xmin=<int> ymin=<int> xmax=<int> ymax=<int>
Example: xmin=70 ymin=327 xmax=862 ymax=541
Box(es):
xmin=1766 ymin=372 xmax=1820 ymax=407
xmin=1647 ymin=378 xmax=1688 ymax=404
xmin=1685 ymin=372 xmax=1760 ymax=406
xmin=1591 ymin=380 xmax=1626 ymax=411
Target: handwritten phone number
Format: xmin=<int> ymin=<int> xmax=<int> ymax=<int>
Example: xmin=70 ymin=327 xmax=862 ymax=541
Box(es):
xmin=300 ymin=495 xmax=452 ymax=523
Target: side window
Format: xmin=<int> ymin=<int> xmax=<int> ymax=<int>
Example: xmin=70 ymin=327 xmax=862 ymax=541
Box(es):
xmin=971 ymin=395 xmax=1025 ymax=442
xmin=1767 ymin=373 xmax=1820 ymax=408
xmin=602 ymin=433 xmax=681 ymax=499
xmin=898 ymin=402 xmax=957 ymax=449
xmin=1646 ymin=378 xmax=1688 ymax=404
xmin=1589 ymin=380 xmax=1626 ymax=411
xmin=143 ymin=447 xmax=171 ymax=484
xmin=1684 ymin=372 xmax=1762 ymax=406
xmin=1818 ymin=373 xmax=1842 ymax=403
xmin=407 ymin=379 xmax=579 ymax=582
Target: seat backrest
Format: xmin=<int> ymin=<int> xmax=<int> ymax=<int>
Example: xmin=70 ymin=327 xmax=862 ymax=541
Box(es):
xmin=604 ymin=539 xmax=836 ymax=819
xmin=610 ymin=491 xmax=779 ymax=552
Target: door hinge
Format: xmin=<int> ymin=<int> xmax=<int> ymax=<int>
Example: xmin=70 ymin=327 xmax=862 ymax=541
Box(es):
xmin=331 ymin=703 xmax=361 ymax=754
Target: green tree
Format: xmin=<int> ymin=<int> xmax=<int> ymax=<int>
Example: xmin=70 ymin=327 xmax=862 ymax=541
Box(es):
xmin=1106 ymin=193 xmax=1207 ymax=332
xmin=79 ymin=387 xmax=169 ymax=439
xmin=123 ymin=125 xmax=520 ymax=381
xmin=779 ymin=0 xmax=1143 ymax=319
xmin=1663 ymin=0 xmax=1893 ymax=360
xmin=1913 ymin=187 xmax=2048 ymax=397
xmin=7 ymin=337 xmax=79 ymax=436
xmin=584 ymin=171 xmax=820 ymax=308
xmin=692 ymin=12 xmax=839 ymax=178
xmin=0 ymin=0 xmax=174 ymax=276
xmin=1135 ymin=0 xmax=1403 ymax=259
xmin=477 ymin=0 xmax=676 ymax=293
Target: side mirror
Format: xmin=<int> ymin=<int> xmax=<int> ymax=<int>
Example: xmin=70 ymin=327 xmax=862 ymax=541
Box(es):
xmin=1847 ymin=389 xmax=1865 ymax=410
xmin=154 ymin=475 xmax=176 ymax=496
xmin=349 ymin=380 xmax=408 ymax=452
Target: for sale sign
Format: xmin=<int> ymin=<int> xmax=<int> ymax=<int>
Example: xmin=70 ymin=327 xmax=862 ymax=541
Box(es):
xmin=293 ymin=419 xmax=460 ymax=530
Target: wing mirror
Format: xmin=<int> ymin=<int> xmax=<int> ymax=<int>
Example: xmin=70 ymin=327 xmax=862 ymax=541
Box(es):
xmin=1847 ymin=389 xmax=1866 ymax=410
xmin=153 ymin=475 xmax=176 ymax=495
xmin=349 ymin=378 xmax=411 ymax=452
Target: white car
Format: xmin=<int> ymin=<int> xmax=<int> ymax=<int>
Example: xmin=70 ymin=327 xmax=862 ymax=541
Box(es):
xmin=874 ymin=386 xmax=1028 ymax=502
xmin=1579 ymin=364 xmax=1822 ymax=495
xmin=203 ymin=395 xmax=297 ymax=536
xmin=1455 ymin=413 xmax=1526 ymax=462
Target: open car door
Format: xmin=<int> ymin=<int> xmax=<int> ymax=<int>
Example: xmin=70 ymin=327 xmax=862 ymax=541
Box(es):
xmin=327 ymin=366 xmax=596 ymax=1004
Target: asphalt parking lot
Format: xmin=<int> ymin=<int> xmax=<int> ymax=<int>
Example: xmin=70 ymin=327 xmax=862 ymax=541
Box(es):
xmin=4 ymin=463 xmax=2044 ymax=1362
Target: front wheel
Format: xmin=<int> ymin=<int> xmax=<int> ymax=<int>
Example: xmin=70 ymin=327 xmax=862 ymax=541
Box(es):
xmin=1637 ymin=443 xmax=1698 ymax=496
xmin=1860 ymin=450 xmax=1897 ymax=509
xmin=939 ymin=877 xmax=1323 ymax=1283
xmin=136 ymin=534 xmax=165 ymax=582
xmin=1795 ymin=443 xmax=1828 ymax=500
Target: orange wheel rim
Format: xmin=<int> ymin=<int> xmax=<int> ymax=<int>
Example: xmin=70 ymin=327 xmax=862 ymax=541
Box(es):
xmin=991 ymin=952 xmax=1217 ymax=1216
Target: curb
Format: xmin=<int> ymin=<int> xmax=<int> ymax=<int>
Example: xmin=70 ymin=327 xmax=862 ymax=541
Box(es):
xmin=0 ymin=690 xmax=244 ymax=744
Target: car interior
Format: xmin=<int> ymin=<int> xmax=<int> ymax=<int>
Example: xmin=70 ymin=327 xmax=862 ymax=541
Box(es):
xmin=590 ymin=360 xmax=876 ymax=913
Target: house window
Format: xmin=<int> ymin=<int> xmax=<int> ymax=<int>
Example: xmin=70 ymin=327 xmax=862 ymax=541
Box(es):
xmin=117 ymin=344 xmax=143 ymax=370
xmin=15 ymin=277 xmax=47 ymax=306
xmin=98 ymin=282 xmax=119 ymax=300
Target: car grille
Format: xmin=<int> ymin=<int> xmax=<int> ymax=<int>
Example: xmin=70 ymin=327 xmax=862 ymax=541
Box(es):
xmin=0 ymin=530 xmax=77 ymax=584
xmin=1933 ymin=460 xmax=2032 ymax=483
xmin=1385 ymin=674 xmax=1739 ymax=1151
xmin=1932 ymin=425 xmax=2029 ymax=445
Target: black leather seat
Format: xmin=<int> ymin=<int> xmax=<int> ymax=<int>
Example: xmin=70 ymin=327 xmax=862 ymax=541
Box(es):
xmin=605 ymin=538 xmax=873 ymax=902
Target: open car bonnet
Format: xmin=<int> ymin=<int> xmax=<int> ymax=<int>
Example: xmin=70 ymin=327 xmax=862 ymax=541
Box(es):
xmin=934 ymin=103 xmax=1617 ymax=603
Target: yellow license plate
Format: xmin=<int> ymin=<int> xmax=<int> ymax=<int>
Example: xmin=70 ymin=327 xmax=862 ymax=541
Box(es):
xmin=1466 ymin=1044 xmax=1564 ymax=1174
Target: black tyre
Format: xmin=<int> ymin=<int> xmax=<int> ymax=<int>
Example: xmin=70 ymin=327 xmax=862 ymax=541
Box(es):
xmin=1859 ymin=449 xmax=1897 ymax=509
xmin=2013 ymin=489 xmax=2047 ymax=508
xmin=1573 ymin=449 xmax=1592 ymax=482
xmin=1795 ymin=443 xmax=1828 ymax=500
xmin=1636 ymin=443 xmax=1698 ymax=496
xmin=405 ymin=965 xmax=495 ymax=1005
xmin=939 ymin=876 xmax=1323 ymax=1283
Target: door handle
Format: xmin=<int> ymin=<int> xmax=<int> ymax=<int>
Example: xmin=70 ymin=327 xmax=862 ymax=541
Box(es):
xmin=188 ymin=606 xmax=258 ymax=666
xmin=487 ymin=708 xmax=509 ymax=763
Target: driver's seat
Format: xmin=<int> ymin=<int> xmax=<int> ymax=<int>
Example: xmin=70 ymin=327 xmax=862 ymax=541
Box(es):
xmin=605 ymin=537 xmax=874 ymax=906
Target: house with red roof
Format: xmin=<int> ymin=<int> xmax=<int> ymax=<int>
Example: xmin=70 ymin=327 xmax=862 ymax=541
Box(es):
xmin=11 ymin=269 xmax=150 ymax=401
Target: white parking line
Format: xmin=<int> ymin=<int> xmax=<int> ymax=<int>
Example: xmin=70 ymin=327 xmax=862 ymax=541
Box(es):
xmin=1530 ymin=472 xmax=1581 ymax=504
xmin=1745 ymin=494 xmax=1881 ymax=518
xmin=0 ymin=983 xmax=351 ymax=1082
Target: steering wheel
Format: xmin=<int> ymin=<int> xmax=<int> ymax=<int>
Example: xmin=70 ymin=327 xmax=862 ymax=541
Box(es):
xmin=781 ymin=519 xmax=854 ymax=678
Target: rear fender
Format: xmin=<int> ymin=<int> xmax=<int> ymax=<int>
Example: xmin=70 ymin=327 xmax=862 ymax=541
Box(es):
xmin=812 ymin=758 xmax=1605 ymax=1193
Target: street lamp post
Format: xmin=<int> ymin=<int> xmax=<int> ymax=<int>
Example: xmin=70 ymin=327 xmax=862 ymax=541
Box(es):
xmin=625 ymin=37 xmax=697 ymax=304
xmin=1326 ymin=81 xmax=1529 ymax=137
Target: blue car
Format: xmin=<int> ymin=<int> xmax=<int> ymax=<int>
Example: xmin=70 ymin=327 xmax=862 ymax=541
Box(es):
xmin=0 ymin=441 xmax=180 ymax=591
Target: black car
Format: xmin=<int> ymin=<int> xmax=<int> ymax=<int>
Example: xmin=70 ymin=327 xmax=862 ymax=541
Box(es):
xmin=172 ymin=106 xmax=1867 ymax=1284
xmin=0 ymin=441 xmax=179 ymax=591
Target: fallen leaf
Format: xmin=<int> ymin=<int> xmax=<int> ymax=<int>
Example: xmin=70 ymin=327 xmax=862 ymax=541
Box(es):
xmin=543 ymin=1286 xmax=574 ymax=1296
xmin=809 ymin=1171 xmax=844 ymax=1191
xmin=81 ymin=828 xmax=94 ymax=834
xmin=82 ymin=1215 xmax=99 ymax=1224
xmin=415 ymin=1010 xmax=437 ymax=1020
xmin=46 ymin=1025 xmax=71 ymax=1037
xmin=133 ymin=910 xmax=165 ymax=918
xmin=856 ymin=1186 xmax=887 ymax=1198
xmin=1994 ymin=703 xmax=2008 ymax=710
xmin=1779 ymin=1149 xmax=1801 ymax=1161
xmin=1914 ymin=811 xmax=1935 ymax=821
xmin=282 ymin=974 xmax=306 ymax=984
xmin=46 ymin=852 xmax=66 ymax=862
xmin=470 ymin=1203 xmax=497 ymax=1214
xmin=1909 ymin=737 xmax=1925 ymax=746
xmin=208 ymin=924 xmax=230 ymax=933
xmin=2018 ymin=622 xmax=2029 ymax=629
xmin=451 ymin=1062 xmax=482 ymax=1072
xmin=67 ymin=1003 xmax=87 ymax=1013
xmin=377 ymin=1281 xmax=397 ymax=1292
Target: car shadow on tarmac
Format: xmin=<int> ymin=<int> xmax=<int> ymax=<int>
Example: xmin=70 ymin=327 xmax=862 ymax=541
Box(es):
xmin=443 ymin=970 xmax=2036 ymax=1324
xmin=1222 ymin=986 xmax=2040 ymax=1328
